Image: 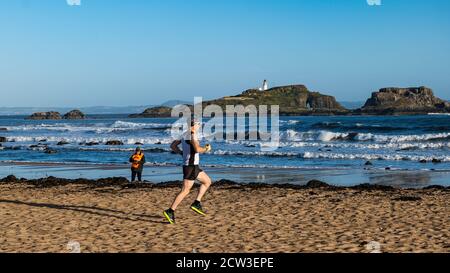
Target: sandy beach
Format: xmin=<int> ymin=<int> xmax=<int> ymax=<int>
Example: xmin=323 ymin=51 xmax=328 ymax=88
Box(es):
xmin=0 ymin=176 xmax=448 ymax=253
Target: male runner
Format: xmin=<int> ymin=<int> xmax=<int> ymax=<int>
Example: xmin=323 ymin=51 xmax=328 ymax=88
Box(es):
xmin=163 ymin=120 xmax=212 ymax=224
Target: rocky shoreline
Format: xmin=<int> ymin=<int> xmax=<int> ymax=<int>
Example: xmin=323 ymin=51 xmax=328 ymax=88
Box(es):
xmin=1 ymin=175 xmax=448 ymax=191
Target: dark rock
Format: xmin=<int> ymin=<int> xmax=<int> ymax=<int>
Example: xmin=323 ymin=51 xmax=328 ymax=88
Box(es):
xmin=83 ymin=141 xmax=100 ymax=146
xmin=352 ymin=183 xmax=394 ymax=191
xmin=156 ymin=142 xmax=162 ymax=145
xmin=0 ymin=136 xmax=7 ymax=142
xmin=5 ymin=146 xmax=21 ymax=150
xmin=146 ymin=148 xmax=166 ymax=153
xmin=419 ymin=159 xmax=427 ymax=163
xmin=105 ymin=140 xmax=124 ymax=146
xmin=1 ymin=175 xmax=18 ymax=182
xmin=63 ymin=109 xmax=86 ymax=120
xmin=423 ymin=185 xmax=446 ymax=190
xmin=364 ymin=161 xmax=373 ymax=166
xmin=44 ymin=148 xmax=57 ymax=154
xmin=57 ymin=141 xmax=70 ymax=146
xmin=385 ymin=167 xmax=391 ymax=170
xmin=38 ymin=139 xmax=47 ymax=143
xmin=393 ymin=196 xmax=422 ymax=202
xmin=0 ymin=128 xmax=7 ymax=131
xmin=29 ymin=144 xmax=48 ymax=149
xmin=305 ymin=180 xmax=332 ymax=188
xmin=26 ymin=111 xmax=62 ymax=120
xmin=96 ymin=177 xmax=129 ymax=185
xmin=135 ymin=142 xmax=144 ymax=145
xmin=359 ymin=86 xmax=450 ymax=115
xmin=213 ymin=179 xmax=240 ymax=187
xmin=432 ymin=159 xmax=442 ymax=164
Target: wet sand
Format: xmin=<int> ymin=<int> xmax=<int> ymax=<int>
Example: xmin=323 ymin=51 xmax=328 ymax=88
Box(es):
xmin=0 ymin=176 xmax=448 ymax=253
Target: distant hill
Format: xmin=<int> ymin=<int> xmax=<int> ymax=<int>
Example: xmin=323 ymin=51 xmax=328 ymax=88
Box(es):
xmin=0 ymin=99 xmax=192 ymax=116
xmin=0 ymin=106 xmax=151 ymax=116
xmin=160 ymin=100 xmax=191 ymax=107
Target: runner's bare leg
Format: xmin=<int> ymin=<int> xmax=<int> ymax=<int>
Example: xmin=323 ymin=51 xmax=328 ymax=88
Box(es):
xmin=195 ymin=171 xmax=212 ymax=202
xmin=171 ymin=180 xmax=194 ymax=210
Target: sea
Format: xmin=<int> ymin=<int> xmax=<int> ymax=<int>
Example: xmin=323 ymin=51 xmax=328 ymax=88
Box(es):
xmin=1 ymin=114 xmax=449 ymax=188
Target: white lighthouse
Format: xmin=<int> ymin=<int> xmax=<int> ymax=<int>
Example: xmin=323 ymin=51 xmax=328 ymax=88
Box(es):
xmin=259 ymin=79 xmax=269 ymax=91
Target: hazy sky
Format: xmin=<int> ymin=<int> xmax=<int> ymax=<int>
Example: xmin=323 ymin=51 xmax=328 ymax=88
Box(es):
xmin=1 ymin=0 xmax=450 ymax=107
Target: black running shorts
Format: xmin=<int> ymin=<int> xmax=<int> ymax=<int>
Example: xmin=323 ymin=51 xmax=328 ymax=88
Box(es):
xmin=183 ymin=165 xmax=203 ymax=181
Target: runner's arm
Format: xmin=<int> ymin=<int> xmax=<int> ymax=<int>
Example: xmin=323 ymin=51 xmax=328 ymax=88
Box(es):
xmin=170 ymin=140 xmax=182 ymax=155
xmin=191 ymin=134 xmax=207 ymax=154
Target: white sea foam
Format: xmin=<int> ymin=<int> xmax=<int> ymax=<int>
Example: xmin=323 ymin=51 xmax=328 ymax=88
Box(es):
xmin=302 ymin=152 xmax=450 ymax=162
xmin=5 ymin=121 xmax=169 ymax=133
xmin=282 ymin=130 xmax=450 ymax=143
xmin=428 ymin=113 xmax=450 ymax=116
xmin=207 ymin=149 xmax=450 ymax=162
xmin=212 ymin=149 xmax=299 ymax=157
xmin=7 ymin=135 xmax=172 ymax=145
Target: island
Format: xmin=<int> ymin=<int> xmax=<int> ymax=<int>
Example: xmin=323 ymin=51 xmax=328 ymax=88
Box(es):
xmin=26 ymin=110 xmax=86 ymax=120
xmin=355 ymin=86 xmax=450 ymax=115
xmin=129 ymin=85 xmax=450 ymax=118
xmin=129 ymin=84 xmax=348 ymax=118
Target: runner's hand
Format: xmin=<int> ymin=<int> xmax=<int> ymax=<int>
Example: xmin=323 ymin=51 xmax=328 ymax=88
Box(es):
xmin=205 ymin=144 xmax=212 ymax=152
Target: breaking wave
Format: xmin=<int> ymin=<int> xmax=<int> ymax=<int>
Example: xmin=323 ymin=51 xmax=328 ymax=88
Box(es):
xmin=283 ymin=130 xmax=450 ymax=143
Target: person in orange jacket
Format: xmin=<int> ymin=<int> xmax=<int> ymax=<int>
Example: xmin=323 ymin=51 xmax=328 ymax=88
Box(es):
xmin=129 ymin=146 xmax=145 ymax=182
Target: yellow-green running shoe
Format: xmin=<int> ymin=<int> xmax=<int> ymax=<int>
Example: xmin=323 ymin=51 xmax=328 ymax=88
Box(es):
xmin=163 ymin=209 xmax=175 ymax=224
xmin=190 ymin=201 xmax=206 ymax=216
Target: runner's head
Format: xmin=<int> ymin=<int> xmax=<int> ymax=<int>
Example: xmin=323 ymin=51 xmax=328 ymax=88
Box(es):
xmin=189 ymin=117 xmax=201 ymax=132
xmin=135 ymin=146 xmax=141 ymax=153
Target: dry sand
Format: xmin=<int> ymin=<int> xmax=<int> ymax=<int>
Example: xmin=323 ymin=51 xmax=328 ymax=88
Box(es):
xmin=0 ymin=176 xmax=448 ymax=253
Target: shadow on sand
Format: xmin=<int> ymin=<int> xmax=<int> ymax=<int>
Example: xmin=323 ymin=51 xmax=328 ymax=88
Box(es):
xmin=0 ymin=199 xmax=168 ymax=224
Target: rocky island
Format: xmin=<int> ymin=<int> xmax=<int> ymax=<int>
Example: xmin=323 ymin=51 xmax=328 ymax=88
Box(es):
xmin=205 ymin=85 xmax=348 ymax=116
xmin=26 ymin=110 xmax=86 ymax=120
xmin=26 ymin=111 xmax=62 ymax=120
xmin=129 ymin=106 xmax=173 ymax=118
xmin=130 ymin=84 xmax=348 ymax=118
xmin=62 ymin=109 xmax=85 ymax=119
xmin=129 ymin=85 xmax=450 ymax=118
xmin=356 ymin=86 xmax=450 ymax=115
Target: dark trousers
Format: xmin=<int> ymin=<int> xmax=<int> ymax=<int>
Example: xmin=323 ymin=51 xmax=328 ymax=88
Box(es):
xmin=131 ymin=170 xmax=142 ymax=182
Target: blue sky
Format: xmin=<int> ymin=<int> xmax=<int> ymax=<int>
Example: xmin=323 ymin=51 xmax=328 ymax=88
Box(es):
xmin=1 ymin=0 xmax=450 ymax=107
